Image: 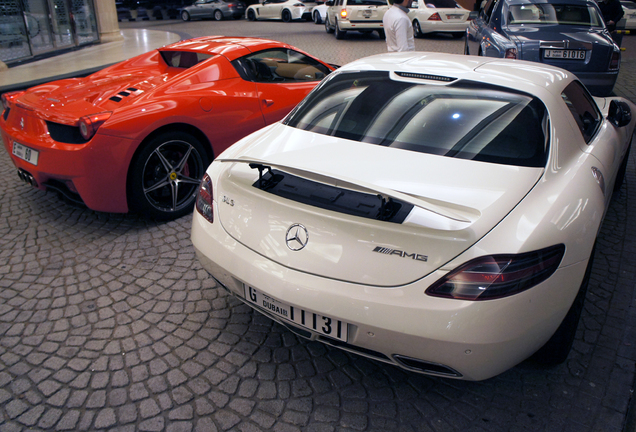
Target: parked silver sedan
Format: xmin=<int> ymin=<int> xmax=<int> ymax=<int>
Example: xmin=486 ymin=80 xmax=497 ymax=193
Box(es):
xmin=181 ymin=0 xmax=246 ymax=20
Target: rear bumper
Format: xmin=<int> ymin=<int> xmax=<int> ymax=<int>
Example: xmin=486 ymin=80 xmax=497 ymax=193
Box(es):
xmin=1 ymin=124 xmax=134 ymax=213
xmin=191 ymin=210 xmax=586 ymax=381
xmin=340 ymin=19 xmax=384 ymax=30
xmin=575 ymin=70 xmax=619 ymax=96
xmin=416 ymin=20 xmax=469 ymax=33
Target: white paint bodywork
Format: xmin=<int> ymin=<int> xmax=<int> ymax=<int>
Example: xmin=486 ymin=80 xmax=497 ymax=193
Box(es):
xmin=408 ymin=0 xmax=470 ymax=35
xmin=246 ymin=0 xmax=314 ymax=20
xmin=191 ymin=52 xmax=635 ymax=380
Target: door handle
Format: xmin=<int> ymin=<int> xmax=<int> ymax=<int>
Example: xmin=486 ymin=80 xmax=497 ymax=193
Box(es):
xmin=262 ymin=99 xmax=274 ymax=107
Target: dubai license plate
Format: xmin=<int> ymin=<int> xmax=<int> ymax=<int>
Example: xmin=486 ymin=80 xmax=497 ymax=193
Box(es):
xmin=244 ymin=284 xmax=348 ymax=342
xmin=447 ymin=14 xmax=462 ymax=19
xmin=12 ymin=142 xmax=39 ymax=166
xmin=362 ymin=9 xmax=372 ymax=17
xmin=544 ymin=49 xmax=586 ymax=60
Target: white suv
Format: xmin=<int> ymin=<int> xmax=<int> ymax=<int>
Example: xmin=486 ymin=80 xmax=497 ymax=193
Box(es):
xmin=324 ymin=0 xmax=389 ymax=39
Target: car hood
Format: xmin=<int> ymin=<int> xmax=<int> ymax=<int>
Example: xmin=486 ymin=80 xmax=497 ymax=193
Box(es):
xmin=213 ymin=124 xmax=545 ymax=286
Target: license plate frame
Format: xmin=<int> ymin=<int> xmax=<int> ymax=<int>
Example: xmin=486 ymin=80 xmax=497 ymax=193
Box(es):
xmin=446 ymin=14 xmax=463 ymax=19
xmin=544 ymin=49 xmax=586 ymax=60
xmin=244 ymin=284 xmax=349 ymax=342
xmin=12 ymin=142 xmax=39 ymax=166
xmin=362 ymin=9 xmax=372 ymax=17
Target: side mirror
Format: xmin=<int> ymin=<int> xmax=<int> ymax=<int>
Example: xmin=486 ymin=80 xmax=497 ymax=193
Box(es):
xmin=608 ymin=100 xmax=632 ymax=127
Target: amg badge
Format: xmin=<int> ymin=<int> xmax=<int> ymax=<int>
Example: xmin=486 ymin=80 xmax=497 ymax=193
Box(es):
xmin=373 ymin=246 xmax=428 ymax=262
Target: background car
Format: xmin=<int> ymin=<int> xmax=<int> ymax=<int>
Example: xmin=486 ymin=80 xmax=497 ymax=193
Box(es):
xmin=312 ymin=1 xmax=329 ymax=23
xmin=245 ymin=0 xmax=315 ymax=21
xmin=324 ymin=0 xmax=389 ymax=39
xmin=621 ymin=0 xmax=636 ymax=30
xmin=181 ymin=0 xmax=246 ymax=21
xmin=192 ymin=51 xmax=634 ymax=381
xmin=408 ymin=0 xmax=471 ymax=38
xmin=0 ymin=37 xmax=335 ymax=220
xmin=466 ymin=0 xmax=620 ymax=96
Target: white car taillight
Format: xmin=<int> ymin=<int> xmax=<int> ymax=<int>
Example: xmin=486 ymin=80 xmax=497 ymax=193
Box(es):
xmin=428 ymin=12 xmax=441 ymax=21
xmin=340 ymin=8 xmax=347 ymax=18
xmin=78 ymin=112 xmax=112 ymax=140
xmin=196 ymin=173 xmax=214 ymax=223
xmin=426 ymin=245 xmax=565 ymax=300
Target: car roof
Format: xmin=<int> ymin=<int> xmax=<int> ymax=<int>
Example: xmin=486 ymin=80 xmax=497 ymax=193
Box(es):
xmin=159 ymin=36 xmax=293 ymax=60
xmin=338 ymin=52 xmax=575 ymax=99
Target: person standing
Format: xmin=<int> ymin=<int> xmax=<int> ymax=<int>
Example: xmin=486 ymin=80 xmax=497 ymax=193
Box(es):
xmin=382 ymin=0 xmax=415 ymax=52
xmin=597 ymin=0 xmax=624 ymax=32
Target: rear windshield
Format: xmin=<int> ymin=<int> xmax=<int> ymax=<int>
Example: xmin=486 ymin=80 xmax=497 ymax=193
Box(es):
xmin=160 ymin=51 xmax=214 ymax=68
xmin=284 ymin=71 xmax=549 ymax=167
xmin=507 ymin=4 xmax=603 ymax=26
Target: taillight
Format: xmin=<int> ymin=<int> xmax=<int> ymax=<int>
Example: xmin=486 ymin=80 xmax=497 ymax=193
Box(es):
xmin=426 ymin=245 xmax=565 ymax=301
xmin=1 ymin=91 xmax=23 ymax=118
xmin=428 ymin=12 xmax=441 ymax=21
xmin=609 ymin=51 xmax=620 ymax=70
xmin=504 ymin=48 xmax=517 ymax=59
xmin=78 ymin=112 xmax=112 ymax=140
xmin=340 ymin=8 xmax=347 ymax=18
xmin=196 ymin=173 xmax=214 ymax=223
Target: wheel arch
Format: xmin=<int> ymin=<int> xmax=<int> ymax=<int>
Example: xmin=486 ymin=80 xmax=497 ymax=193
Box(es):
xmin=125 ymin=123 xmax=214 ymax=201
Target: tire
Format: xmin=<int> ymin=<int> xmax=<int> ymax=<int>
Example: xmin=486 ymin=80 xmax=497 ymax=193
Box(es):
xmin=181 ymin=10 xmax=190 ymax=21
xmin=247 ymin=9 xmax=256 ymax=20
xmin=452 ymin=31 xmax=464 ymax=38
xmin=313 ymin=10 xmax=322 ymax=24
xmin=413 ymin=19 xmax=422 ymax=37
xmin=128 ymin=131 xmax=209 ymax=220
xmin=614 ymin=140 xmax=632 ymax=192
xmin=335 ymin=20 xmax=347 ymax=39
xmin=282 ymin=9 xmax=292 ymax=22
xmin=325 ymin=16 xmax=334 ymax=33
xmin=377 ymin=29 xmax=385 ymax=39
xmin=532 ymin=244 xmax=595 ymax=365
xmin=214 ymin=9 xmax=223 ymax=20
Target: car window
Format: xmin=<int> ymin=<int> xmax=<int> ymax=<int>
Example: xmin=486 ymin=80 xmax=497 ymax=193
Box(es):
xmin=160 ymin=51 xmax=214 ymax=68
xmin=232 ymin=49 xmax=331 ymax=83
xmin=425 ymin=0 xmax=459 ymax=8
xmin=481 ymin=0 xmax=498 ymax=22
xmin=561 ymin=81 xmax=602 ymax=143
xmin=285 ymin=71 xmax=549 ymax=167
xmin=507 ymin=4 xmax=603 ymax=26
xmin=346 ymin=0 xmax=386 ymax=5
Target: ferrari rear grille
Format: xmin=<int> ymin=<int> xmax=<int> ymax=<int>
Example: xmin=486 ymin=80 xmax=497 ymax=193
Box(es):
xmin=252 ymin=168 xmax=413 ymax=223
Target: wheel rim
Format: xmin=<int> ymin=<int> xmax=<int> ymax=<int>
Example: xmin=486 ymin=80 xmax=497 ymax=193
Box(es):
xmin=283 ymin=10 xmax=290 ymax=21
xmin=414 ymin=20 xmax=420 ymax=36
xmin=314 ymin=11 xmax=319 ymax=22
xmin=141 ymin=140 xmax=204 ymax=213
xmin=182 ymin=11 xmax=188 ymax=20
xmin=215 ymin=10 xmax=222 ymax=19
xmin=248 ymin=10 xmax=255 ymax=20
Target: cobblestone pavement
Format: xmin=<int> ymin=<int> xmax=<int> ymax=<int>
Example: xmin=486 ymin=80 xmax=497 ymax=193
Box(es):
xmin=1 ymin=19 xmax=636 ymax=432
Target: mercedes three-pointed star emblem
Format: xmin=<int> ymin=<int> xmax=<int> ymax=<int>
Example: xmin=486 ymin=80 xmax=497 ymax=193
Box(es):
xmin=285 ymin=224 xmax=309 ymax=251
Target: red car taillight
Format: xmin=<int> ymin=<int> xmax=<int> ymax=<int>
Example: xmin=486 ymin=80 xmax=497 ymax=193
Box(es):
xmin=505 ymin=48 xmax=517 ymax=59
xmin=78 ymin=112 xmax=112 ymax=140
xmin=426 ymin=245 xmax=565 ymax=301
xmin=196 ymin=173 xmax=214 ymax=223
xmin=340 ymin=8 xmax=347 ymax=18
xmin=1 ymin=91 xmax=24 ymax=119
xmin=428 ymin=12 xmax=441 ymax=21
xmin=609 ymin=51 xmax=620 ymax=70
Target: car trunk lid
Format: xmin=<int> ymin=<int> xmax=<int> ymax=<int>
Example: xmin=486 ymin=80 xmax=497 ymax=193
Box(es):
xmin=214 ymin=125 xmax=544 ymax=286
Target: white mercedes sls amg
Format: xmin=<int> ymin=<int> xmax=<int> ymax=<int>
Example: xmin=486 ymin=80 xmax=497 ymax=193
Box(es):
xmin=192 ymin=52 xmax=634 ymax=381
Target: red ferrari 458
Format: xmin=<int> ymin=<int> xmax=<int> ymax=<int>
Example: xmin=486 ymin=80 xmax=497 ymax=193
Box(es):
xmin=0 ymin=36 xmax=336 ymax=219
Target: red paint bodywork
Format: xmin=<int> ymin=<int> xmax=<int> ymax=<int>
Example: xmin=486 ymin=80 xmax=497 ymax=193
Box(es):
xmin=0 ymin=36 xmax=334 ymax=213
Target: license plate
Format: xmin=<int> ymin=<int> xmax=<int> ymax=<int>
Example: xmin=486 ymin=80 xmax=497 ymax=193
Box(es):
xmin=362 ymin=9 xmax=372 ymax=17
xmin=447 ymin=14 xmax=462 ymax=19
xmin=12 ymin=142 xmax=39 ymax=166
xmin=244 ymin=284 xmax=348 ymax=342
xmin=544 ymin=49 xmax=586 ymax=60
